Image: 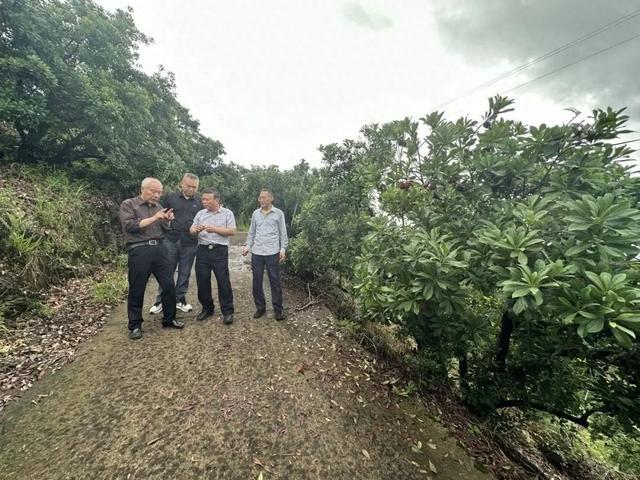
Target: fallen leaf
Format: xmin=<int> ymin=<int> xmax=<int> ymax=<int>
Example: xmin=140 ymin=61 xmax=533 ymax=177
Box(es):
xmin=362 ymin=449 xmax=370 ymax=459
xmin=429 ymin=460 xmax=437 ymax=474
xmin=147 ymin=436 xmax=163 ymax=446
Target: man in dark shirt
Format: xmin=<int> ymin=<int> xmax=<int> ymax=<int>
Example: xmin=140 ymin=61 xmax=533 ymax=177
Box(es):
xmin=119 ymin=177 xmax=185 ymax=340
xmin=149 ymin=173 xmax=202 ymax=315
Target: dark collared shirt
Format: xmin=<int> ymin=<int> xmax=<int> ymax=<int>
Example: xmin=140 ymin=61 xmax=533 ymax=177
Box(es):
xmin=119 ymin=196 xmax=168 ymax=245
xmin=160 ymin=191 xmax=202 ymax=246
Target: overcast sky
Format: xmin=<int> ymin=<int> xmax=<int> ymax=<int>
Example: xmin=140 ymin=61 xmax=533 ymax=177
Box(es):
xmin=96 ymin=0 xmax=640 ymax=169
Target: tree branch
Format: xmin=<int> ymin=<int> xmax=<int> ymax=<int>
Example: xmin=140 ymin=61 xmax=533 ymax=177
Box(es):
xmin=54 ymin=127 xmax=93 ymax=162
xmin=496 ymin=399 xmax=603 ymax=427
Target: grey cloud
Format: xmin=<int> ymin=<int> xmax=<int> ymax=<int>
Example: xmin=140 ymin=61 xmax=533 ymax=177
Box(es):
xmin=343 ymin=2 xmax=393 ymax=30
xmin=432 ymin=0 xmax=640 ymax=123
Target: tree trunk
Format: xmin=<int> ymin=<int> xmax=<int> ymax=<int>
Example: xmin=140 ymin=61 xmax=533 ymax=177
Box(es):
xmin=459 ymin=352 xmax=469 ymax=395
xmin=495 ymin=310 xmax=514 ymax=371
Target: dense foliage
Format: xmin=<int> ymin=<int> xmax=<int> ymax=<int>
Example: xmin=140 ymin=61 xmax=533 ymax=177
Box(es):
xmin=291 ymin=97 xmax=640 ymax=464
xmin=0 ymin=164 xmax=120 ymax=325
xmin=202 ymin=160 xmax=316 ymax=229
xmin=0 ymin=0 xmax=224 ymax=190
xmin=1 ymin=0 xmax=637 ymax=472
xmin=289 ymin=141 xmax=374 ymax=281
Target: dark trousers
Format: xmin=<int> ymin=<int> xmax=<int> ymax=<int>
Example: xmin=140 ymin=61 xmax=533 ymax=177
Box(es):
xmin=251 ymin=253 xmax=283 ymax=314
xmin=154 ymin=239 xmax=198 ymax=304
xmin=195 ymin=245 xmax=234 ymax=315
xmin=127 ymin=244 xmax=176 ymax=330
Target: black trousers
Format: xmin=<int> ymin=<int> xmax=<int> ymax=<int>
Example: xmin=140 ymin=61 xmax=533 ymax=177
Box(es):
xmin=127 ymin=244 xmax=176 ymax=330
xmin=195 ymin=245 xmax=234 ymax=315
xmin=251 ymin=253 xmax=283 ymax=314
xmin=154 ymin=239 xmax=198 ymax=304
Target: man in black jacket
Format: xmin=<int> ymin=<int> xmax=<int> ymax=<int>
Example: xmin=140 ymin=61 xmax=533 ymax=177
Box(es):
xmin=149 ymin=173 xmax=202 ymax=315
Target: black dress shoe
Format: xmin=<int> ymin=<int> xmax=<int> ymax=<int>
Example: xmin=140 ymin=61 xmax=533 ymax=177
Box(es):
xmin=275 ymin=311 xmax=285 ymax=321
xmin=222 ymin=313 xmax=234 ymax=324
xmin=253 ymin=309 xmax=266 ymax=319
xmin=197 ymin=309 xmax=214 ymax=321
xmin=129 ymin=328 xmax=143 ymax=340
xmin=162 ymin=318 xmax=185 ymax=329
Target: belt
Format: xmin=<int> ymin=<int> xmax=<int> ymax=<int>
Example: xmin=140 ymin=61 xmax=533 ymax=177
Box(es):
xmin=127 ymin=239 xmax=163 ymax=251
xmin=199 ymin=243 xmax=227 ymax=250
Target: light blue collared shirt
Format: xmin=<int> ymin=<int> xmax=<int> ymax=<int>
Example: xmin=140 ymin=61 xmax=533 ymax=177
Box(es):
xmin=246 ymin=207 xmax=288 ymax=256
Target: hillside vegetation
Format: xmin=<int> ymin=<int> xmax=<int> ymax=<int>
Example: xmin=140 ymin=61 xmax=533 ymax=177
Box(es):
xmin=1 ymin=1 xmax=638 ymax=477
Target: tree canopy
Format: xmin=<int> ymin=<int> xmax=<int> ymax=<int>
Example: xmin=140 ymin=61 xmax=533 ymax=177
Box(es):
xmin=291 ymin=96 xmax=640 ymax=445
xmin=0 ymin=0 xmax=224 ymax=190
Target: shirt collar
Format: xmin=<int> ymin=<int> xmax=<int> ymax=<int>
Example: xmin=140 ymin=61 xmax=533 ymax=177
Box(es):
xmin=137 ymin=196 xmax=155 ymax=207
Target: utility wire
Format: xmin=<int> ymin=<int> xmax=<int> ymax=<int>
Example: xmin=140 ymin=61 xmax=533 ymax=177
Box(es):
xmin=445 ymin=31 xmax=640 ymax=118
xmin=501 ymin=32 xmax=640 ymax=95
xmin=431 ymin=7 xmax=640 ymax=111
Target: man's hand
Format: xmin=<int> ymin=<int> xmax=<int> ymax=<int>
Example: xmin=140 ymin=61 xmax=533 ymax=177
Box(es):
xmin=279 ymin=250 xmax=286 ymax=263
xmin=241 ymin=246 xmax=249 ymax=256
xmin=154 ymin=208 xmax=173 ymax=221
xmin=189 ymin=224 xmax=205 ymax=235
xmin=205 ymin=225 xmax=217 ymax=233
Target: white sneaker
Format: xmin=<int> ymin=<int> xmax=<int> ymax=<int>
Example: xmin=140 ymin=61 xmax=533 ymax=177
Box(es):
xmin=149 ymin=303 xmax=163 ymax=314
xmin=176 ymin=302 xmax=193 ymax=313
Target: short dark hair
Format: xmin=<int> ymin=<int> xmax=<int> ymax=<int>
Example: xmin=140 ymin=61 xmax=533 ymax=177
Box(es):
xmin=182 ymin=173 xmax=199 ymax=182
xmin=201 ymin=188 xmax=220 ymax=200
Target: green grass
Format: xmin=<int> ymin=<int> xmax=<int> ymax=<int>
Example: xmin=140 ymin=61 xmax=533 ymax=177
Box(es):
xmin=90 ymin=255 xmax=128 ymax=304
xmin=0 ymin=164 xmax=121 ymax=322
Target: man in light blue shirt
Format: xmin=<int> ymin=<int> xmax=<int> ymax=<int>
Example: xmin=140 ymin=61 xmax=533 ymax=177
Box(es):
xmin=242 ymin=189 xmax=289 ymax=320
xmin=189 ymin=189 xmax=236 ymax=324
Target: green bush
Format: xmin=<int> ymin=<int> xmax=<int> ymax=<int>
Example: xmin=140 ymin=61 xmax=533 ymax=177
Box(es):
xmin=0 ymin=165 xmax=120 ymax=322
xmin=355 ymin=97 xmax=640 ymax=446
xmin=345 ymin=98 xmax=639 ymax=453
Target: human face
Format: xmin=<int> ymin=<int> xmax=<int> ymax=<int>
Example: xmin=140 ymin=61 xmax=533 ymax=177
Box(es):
xmin=258 ymin=191 xmax=273 ymax=209
xmin=202 ymin=193 xmax=220 ymax=211
xmin=180 ymin=177 xmax=199 ymax=199
xmin=141 ymin=180 xmax=163 ymax=203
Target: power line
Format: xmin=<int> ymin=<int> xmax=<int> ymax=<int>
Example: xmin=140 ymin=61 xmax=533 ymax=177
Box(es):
xmin=431 ymin=7 xmax=640 ymax=111
xmin=501 ymin=32 xmax=640 ymax=95
xmin=445 ymin=30 xmax=640 ymax=119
